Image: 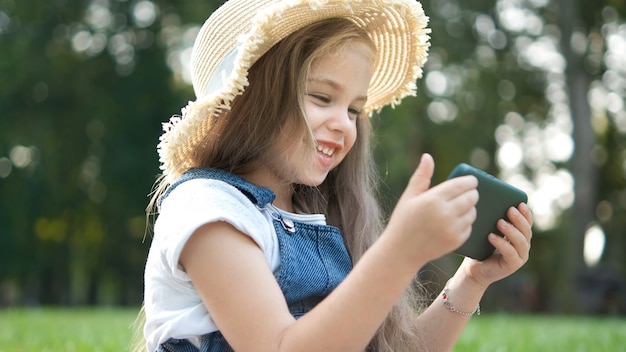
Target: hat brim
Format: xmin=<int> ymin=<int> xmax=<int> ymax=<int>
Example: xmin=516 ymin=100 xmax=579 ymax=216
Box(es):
xmin=158 ymin=0 xmax=431 ymax=182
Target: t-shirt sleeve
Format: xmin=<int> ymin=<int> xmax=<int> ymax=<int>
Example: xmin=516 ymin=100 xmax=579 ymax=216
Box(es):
xmin=153 ymin=178 xmax=276 ymax=280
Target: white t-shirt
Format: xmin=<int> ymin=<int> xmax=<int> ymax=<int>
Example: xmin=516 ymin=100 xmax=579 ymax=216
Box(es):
xmin=143 ymin=178 xmax=326 ymax=351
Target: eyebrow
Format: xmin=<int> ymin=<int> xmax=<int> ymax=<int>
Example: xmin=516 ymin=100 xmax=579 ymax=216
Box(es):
xmin=307 ymin=77 xmax=368 ymax=103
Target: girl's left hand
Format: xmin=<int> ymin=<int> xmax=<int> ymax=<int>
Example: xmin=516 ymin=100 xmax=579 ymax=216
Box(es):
xmin=461 ymin=202 xmax=534 ymax=287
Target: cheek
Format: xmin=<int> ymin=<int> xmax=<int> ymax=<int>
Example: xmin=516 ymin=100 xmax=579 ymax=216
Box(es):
xmin=344 ymin=124 xmax=358 ymax=153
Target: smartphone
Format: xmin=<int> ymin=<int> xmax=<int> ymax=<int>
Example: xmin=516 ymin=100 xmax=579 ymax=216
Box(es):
xmin=447 ymin=163 xmax=528 ymax=261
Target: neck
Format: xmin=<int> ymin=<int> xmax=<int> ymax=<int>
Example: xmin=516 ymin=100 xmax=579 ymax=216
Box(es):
xmin=240 ymin=169 xmax=295 ymax=212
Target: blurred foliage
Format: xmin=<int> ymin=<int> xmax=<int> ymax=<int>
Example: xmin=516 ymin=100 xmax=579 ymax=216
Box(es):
xmin=0 ymin=0 xmax=221 ymax=305
xmin=0 ymin=0 xmax=625 ymax=314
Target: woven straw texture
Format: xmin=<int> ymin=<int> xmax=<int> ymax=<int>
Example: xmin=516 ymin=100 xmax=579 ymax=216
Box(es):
xmin=158 ymin=0 xmax=430 ymax=182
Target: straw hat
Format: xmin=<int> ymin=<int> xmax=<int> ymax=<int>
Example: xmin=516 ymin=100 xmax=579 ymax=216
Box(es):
xmin=158 ymin=0 xmax=431 ymax=182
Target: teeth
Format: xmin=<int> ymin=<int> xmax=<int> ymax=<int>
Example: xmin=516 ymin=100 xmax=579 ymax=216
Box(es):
xmin=316 ymin=145 xmax=335 ymax=156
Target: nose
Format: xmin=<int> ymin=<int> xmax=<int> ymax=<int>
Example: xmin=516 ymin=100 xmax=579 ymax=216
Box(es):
xmin=327 ymin=106 xmax=354 ymax=135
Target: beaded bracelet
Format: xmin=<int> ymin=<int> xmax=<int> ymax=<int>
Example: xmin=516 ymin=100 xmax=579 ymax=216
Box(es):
xmin=442 ymin=279 xmax=481 ymax=317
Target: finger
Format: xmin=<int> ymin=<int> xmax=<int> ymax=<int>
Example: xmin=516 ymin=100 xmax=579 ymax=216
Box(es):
xmin=496 ymin=219 xmax=530 ymax=260
xmin=444 ymin=188 xmax=479 ymax=221
xmin=507 ymin=205 xmax=533 ymax=242
xmin=431 ymin=175 xmax=479 ymax=201
xmin=488 ymin=233 xmax=518 ymax=259
xmin=405 ymin=153 xmax=435 ymax=196
xmin=517 ymin=202 xmax=534 ymax=228
xmin=459 ymin=188 xmax=480 ymax=210
xmin=458 ymin=204 xmax=477 ymax=234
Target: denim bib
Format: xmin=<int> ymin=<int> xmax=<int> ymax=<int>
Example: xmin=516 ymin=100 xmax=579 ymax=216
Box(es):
xmin=158 ymin=168 xmax=353 ymax=352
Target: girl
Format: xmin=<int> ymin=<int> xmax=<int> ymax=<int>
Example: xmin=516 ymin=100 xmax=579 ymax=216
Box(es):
xmin=140 ymin=1 xmax=534 ymax=351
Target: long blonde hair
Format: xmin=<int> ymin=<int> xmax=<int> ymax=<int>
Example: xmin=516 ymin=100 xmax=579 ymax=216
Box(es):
xmin=134 ymin=18 xmax=426 ymax=352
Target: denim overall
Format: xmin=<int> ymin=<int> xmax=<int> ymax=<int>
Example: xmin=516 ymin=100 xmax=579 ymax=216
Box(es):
xmin=157 ymin=168 xmax=353 ymax=352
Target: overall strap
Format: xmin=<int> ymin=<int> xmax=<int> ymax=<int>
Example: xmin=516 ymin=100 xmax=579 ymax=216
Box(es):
xmin=157 ymin=168 xmax=352 ymax=352
xmin=159 ymin=168 xmax=276 ymax=208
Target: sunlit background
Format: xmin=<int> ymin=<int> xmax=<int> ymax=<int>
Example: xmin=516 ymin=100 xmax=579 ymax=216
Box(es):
xmin=1 ymin=0 xmax=625 ymax=314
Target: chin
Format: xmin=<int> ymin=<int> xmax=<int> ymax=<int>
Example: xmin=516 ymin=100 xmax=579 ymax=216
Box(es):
xmin=298 ymin=172 xmax=329 ymax=187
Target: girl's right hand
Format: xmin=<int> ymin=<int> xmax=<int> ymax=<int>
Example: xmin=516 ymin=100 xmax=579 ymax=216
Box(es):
xmin=383 ymin=153 xmax=479 ymax=266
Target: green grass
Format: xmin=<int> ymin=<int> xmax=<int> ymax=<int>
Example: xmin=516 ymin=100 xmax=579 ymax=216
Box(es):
xmin=0 ymin=308 xmax=140 ymax=352
xmin=454 ymin=314 xmax=625 ymax=352
xmin=0 ymin=308 xmax=623 ymax=351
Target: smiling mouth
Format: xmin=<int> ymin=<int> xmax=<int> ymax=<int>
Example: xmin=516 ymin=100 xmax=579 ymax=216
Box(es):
xmin=316 ymin=144 xmax=335 ymax=157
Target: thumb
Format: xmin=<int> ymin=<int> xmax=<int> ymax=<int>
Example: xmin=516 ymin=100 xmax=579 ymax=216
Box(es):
xmin=406 ymin=153 xmax=435 ymax=196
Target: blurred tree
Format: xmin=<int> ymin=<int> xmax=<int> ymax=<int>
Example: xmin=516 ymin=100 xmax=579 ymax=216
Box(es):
xmin=0 ymin=0 xmax=221 ymax=305
xmin=0 ymin=0 xmax=624 ymax=314
xmin=374 ymin=0 xmax=626 ymax=313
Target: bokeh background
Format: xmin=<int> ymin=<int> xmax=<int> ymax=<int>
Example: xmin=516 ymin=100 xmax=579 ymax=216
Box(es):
xmin=1 ymin=0 xmax=625 ymax=317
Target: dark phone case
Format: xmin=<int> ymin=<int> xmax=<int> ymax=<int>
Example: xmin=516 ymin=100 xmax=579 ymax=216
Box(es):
xmin=447 ymin=163 xmax=528 ymax=261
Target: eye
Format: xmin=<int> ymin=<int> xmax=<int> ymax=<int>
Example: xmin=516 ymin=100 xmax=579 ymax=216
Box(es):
xmin=348 ymin=107 xmax=362 ymax=120
xmin=309 ymin=94 xmax=330 ymax=104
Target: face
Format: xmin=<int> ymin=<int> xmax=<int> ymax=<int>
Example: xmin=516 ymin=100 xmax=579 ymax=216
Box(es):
xmin=291 ymin=42 xmax=374 ymax=186
xmin=246 ymin=41 xmax=374 ymax=199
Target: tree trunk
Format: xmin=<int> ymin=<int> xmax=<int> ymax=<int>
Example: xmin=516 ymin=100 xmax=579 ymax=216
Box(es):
xmin=557 ymin=0 xmax=598 ymax=313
